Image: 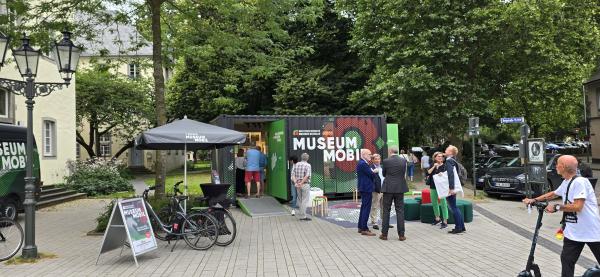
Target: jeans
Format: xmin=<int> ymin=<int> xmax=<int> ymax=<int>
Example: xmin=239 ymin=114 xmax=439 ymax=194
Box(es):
xmin=561 ymin=237 xmax=600 ymax=277
xmin=447 ymin=194 xmax=465 ymax=230
xmin=358 ymin=191 xmax=372 ymax=231
xmin=290 ymin=181 xmax=297 ymax=208
xmin=408 ymin=164 xmax=414 ymax=178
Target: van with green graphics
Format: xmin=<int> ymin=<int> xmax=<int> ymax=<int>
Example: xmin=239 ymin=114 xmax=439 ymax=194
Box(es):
xmin=0 ymin=124 xmax=40 ymax=220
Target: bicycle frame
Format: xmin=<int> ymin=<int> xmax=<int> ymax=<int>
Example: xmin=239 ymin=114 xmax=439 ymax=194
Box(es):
xmin=143 ymin=198 xmax=205 ymax=237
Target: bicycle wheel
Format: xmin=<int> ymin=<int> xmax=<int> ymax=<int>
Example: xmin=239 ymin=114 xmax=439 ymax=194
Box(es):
xmin=211 ymin=209 xmax=237 ymax=247
xmin=151 ymin=207 xmax=171 ymax=241
xmin=182 ymin=212 xmax=218 ymax=250
xmin=0 ymin=218 xmax=23 ymax=261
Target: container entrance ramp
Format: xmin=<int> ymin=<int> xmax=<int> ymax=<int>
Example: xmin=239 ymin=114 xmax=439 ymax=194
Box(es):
xmin=237 ymin=196 xmax=289 ymax=218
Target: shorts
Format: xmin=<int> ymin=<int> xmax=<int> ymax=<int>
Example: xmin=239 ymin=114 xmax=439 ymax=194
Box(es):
xmin=245 ymin=171 xmax=261 ymax=183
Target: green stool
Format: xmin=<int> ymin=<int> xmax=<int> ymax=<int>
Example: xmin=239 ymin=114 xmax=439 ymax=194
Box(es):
xmin=457 ymin=199 xmax=473 ymax=223
xmin=414 ymin=197 xmax=422 ymax=204
xmin=404 ymin=198 xmax=420 ymax=221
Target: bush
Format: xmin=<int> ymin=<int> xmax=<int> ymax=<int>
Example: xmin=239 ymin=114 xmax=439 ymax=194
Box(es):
xmin=64 ymin=158 xmax=133 ymax=196
xmin=95 ymin=200 xmax=115 ymax=233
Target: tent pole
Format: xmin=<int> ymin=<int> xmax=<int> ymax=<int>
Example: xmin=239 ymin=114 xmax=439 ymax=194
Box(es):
xmin=184 ymin=142 xmax=187 ymax=214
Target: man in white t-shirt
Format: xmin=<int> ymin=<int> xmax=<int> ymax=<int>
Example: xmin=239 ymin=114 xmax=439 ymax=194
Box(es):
xmin=523 ymin=155 xmax=600 ymax=277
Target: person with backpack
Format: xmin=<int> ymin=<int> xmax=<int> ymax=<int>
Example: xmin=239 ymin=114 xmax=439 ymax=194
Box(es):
xmin=444 ymin=145 xmax=466 ymax=234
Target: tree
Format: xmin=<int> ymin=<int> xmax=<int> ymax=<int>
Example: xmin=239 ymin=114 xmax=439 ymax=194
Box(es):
xmin=340 ymin=0 xmax=503 ymax=147
xmin=490 ymin=0 xmax=600 ymax=138
xmin=76 ymin=65 xmax=153 ymax=159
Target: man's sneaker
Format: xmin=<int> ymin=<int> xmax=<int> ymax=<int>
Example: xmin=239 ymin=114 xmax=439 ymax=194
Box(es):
xmin=300 ymin=217 xmax=312 ymax=221
xmin=372 ymin=225 xmax=379 ymax=230
xmin=291 ymin=210 xmax=295 ymax=216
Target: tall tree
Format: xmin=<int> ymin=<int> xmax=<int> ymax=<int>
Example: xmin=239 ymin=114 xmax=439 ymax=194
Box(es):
xmin=76 ymin=65 xmax=153 ymax=159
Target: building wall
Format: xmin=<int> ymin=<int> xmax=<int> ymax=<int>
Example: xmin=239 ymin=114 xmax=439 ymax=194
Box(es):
xmin=587 ymin=83 xmax=600 ymax=162
xmin=0 ymin=57 xmax=76 ymax=185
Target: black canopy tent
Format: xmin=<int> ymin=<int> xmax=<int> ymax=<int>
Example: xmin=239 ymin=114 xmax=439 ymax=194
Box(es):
xmin=135 ymin=116 xmax=246 ymax=210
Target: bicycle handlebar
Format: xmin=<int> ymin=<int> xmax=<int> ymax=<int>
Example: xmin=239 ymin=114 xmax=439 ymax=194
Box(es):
xmin=174 ymin=181 xmax=184 ymax=195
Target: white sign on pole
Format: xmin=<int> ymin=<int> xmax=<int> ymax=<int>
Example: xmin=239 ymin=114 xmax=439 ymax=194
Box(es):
xmin=528 ymin=140 xmax=544 ymax=164
xmin=96 ymin=198 xmax=157 ymax=267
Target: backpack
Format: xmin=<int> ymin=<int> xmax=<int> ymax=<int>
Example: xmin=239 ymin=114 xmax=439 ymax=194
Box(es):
xmin=455 ymin=160 xmax=468 ymax=185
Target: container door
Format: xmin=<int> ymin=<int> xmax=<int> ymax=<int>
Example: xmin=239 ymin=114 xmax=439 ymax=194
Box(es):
xmin=266 ymin=119 xmax=288 ymax=199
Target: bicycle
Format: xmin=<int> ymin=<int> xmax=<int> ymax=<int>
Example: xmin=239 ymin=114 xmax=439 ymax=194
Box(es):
xmin=168 ymin=181 xmax=237 ymax=247
xmin=142 ymin=186 xmax=218 ymax=251
xmin=0 ymin=217 xmax=24 ymax=261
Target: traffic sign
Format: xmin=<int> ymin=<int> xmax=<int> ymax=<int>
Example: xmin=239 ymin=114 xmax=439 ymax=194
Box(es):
xmin=501 ymin=117 xmax=525 ymax=124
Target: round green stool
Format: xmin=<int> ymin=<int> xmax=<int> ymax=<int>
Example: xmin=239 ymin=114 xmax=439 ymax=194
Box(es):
xmin=403 ymin=198 xmax=420 ymax=221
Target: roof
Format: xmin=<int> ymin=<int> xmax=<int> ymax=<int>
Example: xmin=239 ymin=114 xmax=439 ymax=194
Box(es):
xmin=211 ymin=114 xmax=386 ymax=123
xmin=584 ymin=69 xmax=600 ymax=86
xmin=76 ymin=12 xmax=152 ymax=57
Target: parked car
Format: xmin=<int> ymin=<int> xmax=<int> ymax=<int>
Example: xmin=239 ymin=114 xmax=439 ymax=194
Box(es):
xmin=482 ymin=154 xmax=597 ymax=197
xmin=545 ymin=143 xmax=561 ymax=151
xmin=473 ymin=156 xmax=506 ymax=189
xmin=492 ymin=144 xmax=518 ymax=151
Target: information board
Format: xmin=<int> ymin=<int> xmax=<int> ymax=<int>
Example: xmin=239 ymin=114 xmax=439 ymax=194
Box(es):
xmin=96 ymin=198 xmax=157 ymax=267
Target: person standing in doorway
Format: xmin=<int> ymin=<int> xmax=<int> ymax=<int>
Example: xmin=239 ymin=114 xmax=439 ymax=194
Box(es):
xmin=523 ymin=155 xmax=600 ymax=277
xmin=257 ymin=146 xmax=268 ymax=196
xmin=370 ymin=154 xmax=384 ymax=230
xmin=445 ymin=145 xmax=466 ymax=234
xmin=288 ymin=156 xmax=298 ymax=215
xmin=380 ymin=147 xmax=408 ymax=241
xmin=245 ymin=146 xmax=262 ymax=198
xmin=291 ymin=153 xmax=312 ymax=221
xmin=235 ymin=148 xmax=246 ymax=196
xmin=357 ymin=149 xmax=376 ymax=236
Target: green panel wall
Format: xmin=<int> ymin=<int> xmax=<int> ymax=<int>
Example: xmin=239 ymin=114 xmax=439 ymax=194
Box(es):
xmin=386 ymin=124 xmax=399 ymax=158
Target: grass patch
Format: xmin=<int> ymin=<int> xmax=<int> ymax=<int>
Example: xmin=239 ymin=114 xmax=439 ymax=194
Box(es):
xmin=90 ymin=191 xmax=135 ymax=199
xmin=4 ymin=252 xmax=58 ymax=265
xmin=144 ymin=171 xmax=210 ymax=195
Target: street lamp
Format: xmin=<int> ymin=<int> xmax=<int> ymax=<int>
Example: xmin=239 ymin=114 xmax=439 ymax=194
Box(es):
xmin=0 ymin=31 xmax=80 ymax=259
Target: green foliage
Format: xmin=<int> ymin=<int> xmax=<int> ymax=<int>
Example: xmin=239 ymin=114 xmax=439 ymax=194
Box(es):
xmin=64 ymin=159 xmax=134 ymax=197
xmin=144 ymin=171 xmax=210 ymax=195
xmin=94 ymin=200 xmax=115 ymax=233
xmin=76 ymin=64 xmax=153 ymax=159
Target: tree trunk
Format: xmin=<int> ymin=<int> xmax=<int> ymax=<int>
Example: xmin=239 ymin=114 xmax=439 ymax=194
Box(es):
xmin=149 ymin=0 xmax=167 ymax=198
xmin=76 ymin=131 xmax=96 ymax=158
xmin=113 ymin=140 xmax=134 ymax=159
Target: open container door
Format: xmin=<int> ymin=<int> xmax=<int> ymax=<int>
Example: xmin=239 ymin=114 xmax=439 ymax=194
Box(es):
xmin=266 ymin=119 xmax=288 ymax=200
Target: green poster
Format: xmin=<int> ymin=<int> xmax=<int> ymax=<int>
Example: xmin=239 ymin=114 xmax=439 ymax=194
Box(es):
xmin=386 ymin=124 xmax=399 ymax=158
xmin=266 ymin=120 xmax=288 ymax=199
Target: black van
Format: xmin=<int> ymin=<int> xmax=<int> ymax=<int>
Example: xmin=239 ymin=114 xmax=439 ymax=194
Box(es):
xmin=0 ymin=123 xmax=41 ymax=220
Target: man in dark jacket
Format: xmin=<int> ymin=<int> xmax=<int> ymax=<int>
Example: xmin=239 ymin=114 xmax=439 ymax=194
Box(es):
xmin=380 ymin=147 xmax=409 ymax=241
xmin=356 ymin=148 xmax=376 ymax=236
xmin=445 ymin=145 xmax=466 ymax=234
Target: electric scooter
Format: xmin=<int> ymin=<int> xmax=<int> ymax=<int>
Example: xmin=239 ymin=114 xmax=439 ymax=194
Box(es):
xmin=518 ymin=201 xmax=547 ymax=277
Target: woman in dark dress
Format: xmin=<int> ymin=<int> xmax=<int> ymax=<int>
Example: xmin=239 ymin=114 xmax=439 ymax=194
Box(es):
xmin=426 ymin=152 xmax=449 ymax=229
xmin=235 ymin=149 xmax=246 ymax=196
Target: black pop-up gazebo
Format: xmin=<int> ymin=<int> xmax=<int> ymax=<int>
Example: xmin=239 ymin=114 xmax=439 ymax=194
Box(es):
xmin=135 ymin=116 xmax=246 ymax=209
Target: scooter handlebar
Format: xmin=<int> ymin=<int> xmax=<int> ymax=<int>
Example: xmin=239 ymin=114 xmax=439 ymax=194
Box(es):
xmin=530 ymin=201 xmax=548 ymax=209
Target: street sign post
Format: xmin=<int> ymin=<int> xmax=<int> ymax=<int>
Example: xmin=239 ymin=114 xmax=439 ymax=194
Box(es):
xmin=469 ymin=117 xmax=479 ymax=196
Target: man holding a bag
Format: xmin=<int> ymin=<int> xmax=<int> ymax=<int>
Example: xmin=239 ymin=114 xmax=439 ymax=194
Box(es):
xmin=445 ymin=145 xmax=466 ymax=234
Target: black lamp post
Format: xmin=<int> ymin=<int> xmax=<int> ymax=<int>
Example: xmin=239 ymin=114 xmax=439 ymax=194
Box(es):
xmin=0 ymin=31 xmax=80 ymax=259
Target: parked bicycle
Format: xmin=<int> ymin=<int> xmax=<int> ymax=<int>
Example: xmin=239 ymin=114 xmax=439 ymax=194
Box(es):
xmin=142 ymin=186 xmax=218 ymax=251
xmin=0 ymin=217 xmax=23 ymax=261
xmin=163 ymin=181 xmax=237 ymax=247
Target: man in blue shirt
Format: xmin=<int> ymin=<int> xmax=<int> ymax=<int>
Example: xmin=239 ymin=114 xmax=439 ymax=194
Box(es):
xmin=245 ymin=146 xmax=262 ymax=198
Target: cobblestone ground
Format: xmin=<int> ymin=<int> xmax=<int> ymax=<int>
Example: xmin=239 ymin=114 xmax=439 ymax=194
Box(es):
xmin=0 ymin=198 xmax=588 ymax=276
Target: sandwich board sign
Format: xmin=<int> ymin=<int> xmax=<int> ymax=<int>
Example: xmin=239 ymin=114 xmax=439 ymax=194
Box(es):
xmin=96 ymin=198 xmax=157 ymax=267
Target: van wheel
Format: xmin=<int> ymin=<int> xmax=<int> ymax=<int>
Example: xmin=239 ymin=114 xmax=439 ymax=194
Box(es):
xmin=1 ymin=199 xmax=18 ymax=220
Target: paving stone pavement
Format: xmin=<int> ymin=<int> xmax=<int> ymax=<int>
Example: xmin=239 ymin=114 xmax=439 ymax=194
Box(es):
xmin=0 ymin=198 xmax=589 ymax=276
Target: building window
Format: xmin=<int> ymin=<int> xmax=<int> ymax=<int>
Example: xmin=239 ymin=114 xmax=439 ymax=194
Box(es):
xmin=128 ymin=62 xmax=140 ymax=79
xmin=100 ymin=144 xmax=111 ymax=157
xmin=43 ymin=120 xmax=56 ymax=157
xmin=99 ymin=133 xmax=111 ymax=143
xmin=0 ymin=90 xmax=7 ymax=118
